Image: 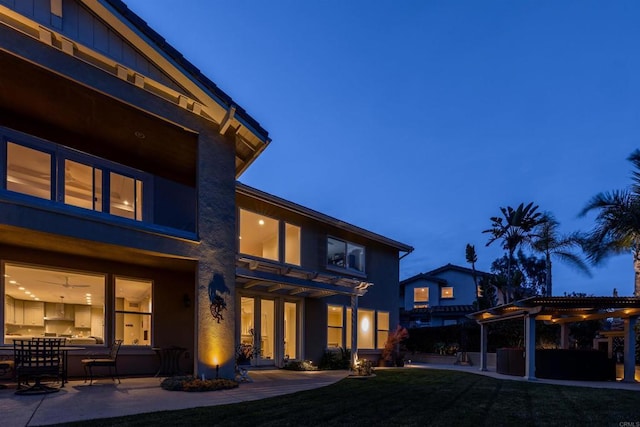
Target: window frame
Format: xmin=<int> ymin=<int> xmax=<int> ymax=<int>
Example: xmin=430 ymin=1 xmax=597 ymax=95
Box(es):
xmin=2 ymin=129 xmax=151 ymax=223
xmin=237 ymin=208 xmax=302 ymax=266
xmin=441 ymin=286 xmax=454 ymax=299
xmin=326 ymin=236 xmax=366 ymax=274
xmin=413 ymin=287 xmax=429 ymax=308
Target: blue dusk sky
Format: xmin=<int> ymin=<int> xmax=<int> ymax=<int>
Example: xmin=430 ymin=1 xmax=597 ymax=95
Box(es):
xmin=124 ymin=0 xmax=640 ymax=297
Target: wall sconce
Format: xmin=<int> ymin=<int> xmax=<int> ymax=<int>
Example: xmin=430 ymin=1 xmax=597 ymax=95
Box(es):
xmin=183 ymin=293 xmax=191 ymax=308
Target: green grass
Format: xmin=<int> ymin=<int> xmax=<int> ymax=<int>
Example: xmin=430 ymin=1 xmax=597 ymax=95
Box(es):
xmin=59 ymin=369 xmax=640 ymax=427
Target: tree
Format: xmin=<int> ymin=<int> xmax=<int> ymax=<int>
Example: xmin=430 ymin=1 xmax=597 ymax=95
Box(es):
xmin=580 ymin=150 xmax=640 ymax=296
xmin=490 ymin=250 xmax=546 ymax=301
xmin=465 ymin=244 xmax=479 ymax=308
xmin=483 ymin=202 xmax=543 ymax=303
xmin=531 ymin=213 xmax=591 ymax=296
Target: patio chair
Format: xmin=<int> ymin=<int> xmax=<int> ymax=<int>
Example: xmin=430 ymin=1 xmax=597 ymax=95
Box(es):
xmin=13 ymin=339 xmax=63 ymax=395
xmin=81 ymin=340 xmax=122 ymax=385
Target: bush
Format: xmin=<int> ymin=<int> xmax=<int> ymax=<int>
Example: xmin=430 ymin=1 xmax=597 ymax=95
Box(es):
xmin=319 ymin=347 xmax=351 ymax=370
xmin=283 ymin=360 xmax=318 ymax=371
xmin=160 ymin=375 xmax=239 ymax=392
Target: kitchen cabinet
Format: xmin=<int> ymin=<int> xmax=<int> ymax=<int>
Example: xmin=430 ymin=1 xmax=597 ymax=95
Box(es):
xmin=23 ymin=301 xmax=45 ymax=326
xmin=13 ymin=299 xmax=24 ymax=325
xmin=5 ymin=295 xmax=15 ymax=324
xmin=74 ymin=305 xmax=91 ymax=328
xmin=45 ymin=302 xmax=74 ymax=321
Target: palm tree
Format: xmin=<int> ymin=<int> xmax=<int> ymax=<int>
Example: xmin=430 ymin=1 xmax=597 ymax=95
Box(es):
xmin=465 ymin=244 xmax=479 ymax=307
xmin=531 ymin=213 xmax=591 ymax=297
xmin=483 ymin=202 xmax=543 ymax=304
xmin=580 ymin=150 xmax=640 ymax=296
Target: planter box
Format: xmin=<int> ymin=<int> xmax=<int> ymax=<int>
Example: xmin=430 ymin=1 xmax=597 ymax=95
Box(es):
xmin=496 ymin=348 xmax=525 ymax=376
xmin=536 ymin=349 xmax=615 ymax=381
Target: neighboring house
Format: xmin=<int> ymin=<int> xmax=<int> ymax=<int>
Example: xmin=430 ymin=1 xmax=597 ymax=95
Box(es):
xmin=0 ymin=0 xmax=412 ymax=379
xmin=400 ymin=264 xmax=490 ymax=328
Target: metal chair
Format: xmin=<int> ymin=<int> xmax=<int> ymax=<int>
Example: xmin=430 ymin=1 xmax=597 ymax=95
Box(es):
xmin=81 ymin=340 xmax=123 ymax=385
xmin=13 ymin=339 xmax=62 ymax=395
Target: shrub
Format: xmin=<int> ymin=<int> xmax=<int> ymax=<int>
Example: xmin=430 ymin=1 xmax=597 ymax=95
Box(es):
xmin=319 ymin=347 xmax=351 ymax=370
xmin=283 ymin=360 xmax=318 ymax=371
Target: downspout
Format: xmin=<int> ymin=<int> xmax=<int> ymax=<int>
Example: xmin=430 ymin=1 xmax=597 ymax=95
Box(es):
xmin=399 ymin=247 xmax=414 ymax=261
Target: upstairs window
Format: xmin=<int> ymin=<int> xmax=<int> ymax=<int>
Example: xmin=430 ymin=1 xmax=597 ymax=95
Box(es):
xmin=327 ymin=237 xmax=365 ymax=273
xmin=413 ymin=287 xmax=429 ymax=308
xmin=441 ymin=287 xmax=454 ymax=299
xmin=3 ymin=135 xmax=147 ymax=223
xmin=238 ymin=209 xmax=301 ymax=265
xmin=6 ymin=142 xmax=52 ymax=200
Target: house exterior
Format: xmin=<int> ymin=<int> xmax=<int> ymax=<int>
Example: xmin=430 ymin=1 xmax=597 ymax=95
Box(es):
xmin=400 ymin=264 xmax=489 ymax=328
xmin=0 ymin=0 xmax=412 ymax=379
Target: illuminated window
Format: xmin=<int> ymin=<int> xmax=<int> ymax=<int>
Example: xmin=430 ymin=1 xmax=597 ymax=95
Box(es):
xmin=441 ymin=287 xmax=454 ymax=299
xmin=377 ymin=311 xmax=389 ymax=349
xmin=4 ymin=138 xmax=147 ymax=222
xmin=115 ymin=277 xmax=152 ymax=346
xmin=109 ymin=172 xmax=143 ymax=221
xmin=346 ymin=308 xmax=375 ymax=349
xmin=327 ymin=237 xmax=365 ymax=273
xmin=477 ymin=285 xmax=483 ymax=298
xmin=4 ymin=263 xmax=105 ymax=345
xmin=65 ymin=160 xmax=102 ymax=211
xmin=6 ymin=142 xmax=52 ymax=199
xmin=238 ymin=209 xmax=301 ymax=265
xmin=413 ymin=287 xmax=429 ymax=308
xmin=327 ymin=305 xmax=343 ymax=348
xmin=284 ymin=223 xmax=301 ymax=265
xmin=239 ymin=209 xmax=279 ymax=261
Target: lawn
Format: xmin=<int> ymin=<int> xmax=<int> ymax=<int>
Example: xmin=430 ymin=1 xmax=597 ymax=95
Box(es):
xmin=60 ymin=369 xmax=639 ymax=427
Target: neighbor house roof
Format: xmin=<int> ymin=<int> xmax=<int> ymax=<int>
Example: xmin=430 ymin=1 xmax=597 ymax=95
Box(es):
xmin=400 ymin=263 xmax=490 ymax=289
xmin=236 ymin=182 xmax=414 ymax=253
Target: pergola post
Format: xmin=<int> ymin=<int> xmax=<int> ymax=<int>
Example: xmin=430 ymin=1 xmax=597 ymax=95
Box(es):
xmin=559 ymin=323 xmax=570 ymax=349
xmin=479 ymin=322 xmax=488 ymax=371
xmin=524 ymin=314 xmax=537 ymax=380
xmin=622 ymin=316 xmax=637 ymax=383
xmin=350 ymin=294 xmax=358 ymax=370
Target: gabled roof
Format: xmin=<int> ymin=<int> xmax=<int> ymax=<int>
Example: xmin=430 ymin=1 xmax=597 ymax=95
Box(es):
xmin=103 ymin=0 xmax=267 ymax=140
xmin=400 ymin=263 xmax=490 ymax=288
xmin=236 ymin=182 xmax=413 ymax=253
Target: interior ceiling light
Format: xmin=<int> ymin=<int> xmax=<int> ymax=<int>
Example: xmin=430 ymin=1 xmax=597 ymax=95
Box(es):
xmin=134 ymin=131 xmax=146 ymax=139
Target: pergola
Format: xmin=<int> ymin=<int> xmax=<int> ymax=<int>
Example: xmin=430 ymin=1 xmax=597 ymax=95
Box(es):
xmin=468 ymin=297 xmax=640 ymax=382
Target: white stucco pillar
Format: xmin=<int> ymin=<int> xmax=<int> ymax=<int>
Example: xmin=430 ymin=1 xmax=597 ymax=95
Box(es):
xmin=622 ymin=316 xmax=637 ymax=383
xmin=560 ymin=323 xmax=570 ymax=349
xmin=524 ymin=314 xmax=537 ymax=380
xmin=350 ymin=294 xmax=358 ymax=370
xmin=479 ymin=322 xmax=488 ymax=371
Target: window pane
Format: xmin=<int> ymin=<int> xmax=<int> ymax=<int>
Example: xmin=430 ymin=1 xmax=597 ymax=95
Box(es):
xmin=4 ymin=264 xmax=105 ymax=345
xmin=65 ymin=160 xmax=96 ymax=210
xmin=135 ymin=179 xmax=143 ymax=221
xmin=6 ymin=142 xmax=51 ymax=199
xmin=115 ymin=277 xmax=152 ymax=345
xmin=347 ymin=243 xmax=365 ymax=272
xmin=441 ymin=287 xmax=454 ymax=299
xmin=327 ymin=237 xmax=346 ymax=268
xmin=94 ymin=169 xmax=102 ymax=211
xmin=284 ymin=223 xmax=301 ymax=265
xmin=327 ymin=305 xmax=342 ymax=348
xmin=110 ymin=172 xmax=135 ymax=219
xmin=358 ymin=309 xmax=374 ymax=349
xmin=414 ymin=287 xmax=429 ymax=308
xmin=377 ymin=311 xmax=389 ymax=349
xmin=346 ymin=308 xmax=352 ymax=349
xmin=239 ymin=209 xmax=279 ymax=261
xmin=240 ymin=297 xmax=254 ymax=345
xmin=284 ymin=302 xmax=297 ymax=359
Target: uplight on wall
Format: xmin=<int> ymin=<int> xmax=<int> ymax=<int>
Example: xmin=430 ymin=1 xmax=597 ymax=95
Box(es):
xmin=361 ymin=317 xmax=370 ymax=332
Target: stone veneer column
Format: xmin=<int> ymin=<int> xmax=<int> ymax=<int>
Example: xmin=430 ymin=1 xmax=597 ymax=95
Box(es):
xmin=194 ymin=128 xmax=237 ymax=380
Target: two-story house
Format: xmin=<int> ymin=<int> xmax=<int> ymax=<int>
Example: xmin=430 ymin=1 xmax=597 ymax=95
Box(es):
xmin=400 ymin=264 xmax=489 ymax=328
xmin=0 ymin=0 xmax=412 ymax=379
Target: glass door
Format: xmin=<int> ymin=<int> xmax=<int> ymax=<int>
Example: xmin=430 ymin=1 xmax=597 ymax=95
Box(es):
xmin=239 ymin=296 xmax=276 ymax=366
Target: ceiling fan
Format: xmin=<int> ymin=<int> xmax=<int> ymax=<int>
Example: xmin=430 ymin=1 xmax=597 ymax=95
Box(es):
xmin=40 ymin=276 xmax=90 ymax=289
